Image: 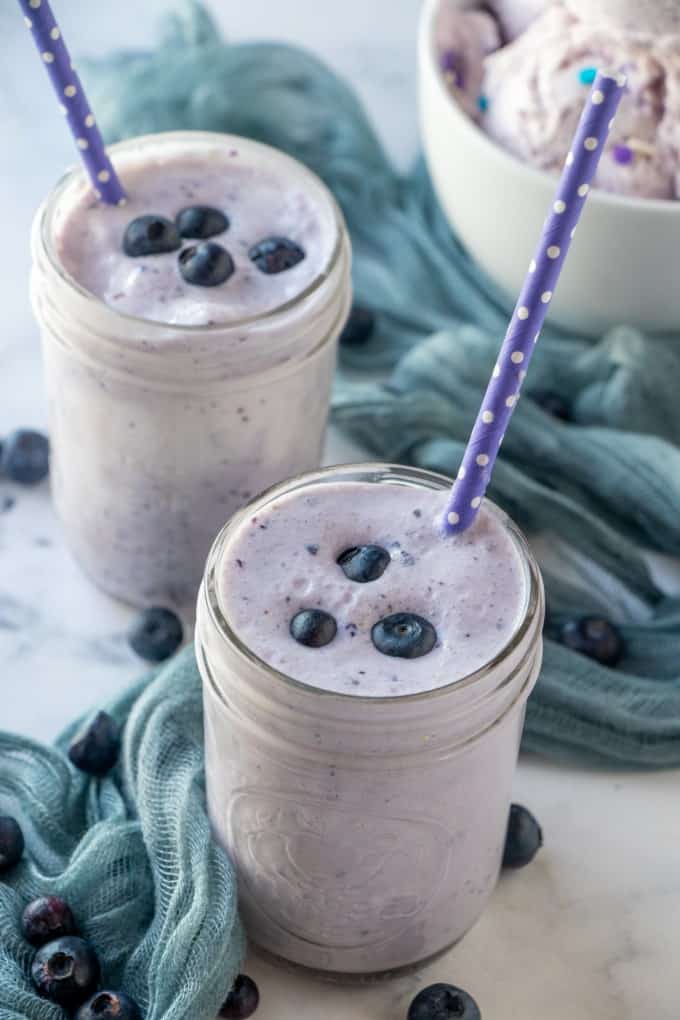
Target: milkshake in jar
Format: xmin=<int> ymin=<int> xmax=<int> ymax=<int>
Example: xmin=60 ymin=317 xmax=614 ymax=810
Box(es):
xmin=31 ymin=131 xmax=351 ymax=607
xmin=197 ymin=463 xmax=544 ymax=975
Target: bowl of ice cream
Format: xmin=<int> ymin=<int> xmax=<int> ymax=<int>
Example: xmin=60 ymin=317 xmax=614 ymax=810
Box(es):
xmin=419 ymin=0 xmax=680 ymax=336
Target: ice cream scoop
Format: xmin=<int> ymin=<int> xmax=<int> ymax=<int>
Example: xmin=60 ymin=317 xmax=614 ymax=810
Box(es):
xmin=482 ymin=5 xmax=680 ymax=199
xmin=488 ymin=0 xmax=550 ymax=40
xmin=435 ymin=1 xmax=501 ymax=118
xmin=564 ymin=0 xmax=680 ymax=35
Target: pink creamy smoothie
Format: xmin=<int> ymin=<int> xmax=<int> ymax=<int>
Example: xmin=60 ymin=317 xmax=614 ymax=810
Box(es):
xmin=218 ymin=480 xmax=527 ymax=696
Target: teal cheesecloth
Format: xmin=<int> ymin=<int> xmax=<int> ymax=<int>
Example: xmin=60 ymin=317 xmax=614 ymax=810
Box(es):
xmin=0 ymin=649 xmax=245 ymax=1020
xmin=2 ymin=3 xmax=680 ymax=1017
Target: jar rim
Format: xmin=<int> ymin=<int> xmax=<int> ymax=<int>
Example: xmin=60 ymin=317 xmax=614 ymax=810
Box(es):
xmin=200 ymin=462 xmax=543 ymax=706
xmin=39 ymin=130 xmax=347 ymax=335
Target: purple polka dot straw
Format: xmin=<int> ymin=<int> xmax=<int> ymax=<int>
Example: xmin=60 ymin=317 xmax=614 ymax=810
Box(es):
xmin=442 ymin=71 xmax=626 ymax=535
xmin=17 ymin=0 xmax=126 ymax=205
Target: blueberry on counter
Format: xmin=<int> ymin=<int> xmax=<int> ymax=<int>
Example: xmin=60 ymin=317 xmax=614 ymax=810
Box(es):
xmin=220 ymin=974 xmax=260 ymax=1019
xmin=179 ymin=242 xmax=235 ymax=287
xmin=503 ymin=804 xmax=543 ymax=869
xmin=128 ymin=607 xmax=184 ymax=663
xmin=123 ymin=215 xmax=181 ymax=257
xmin=339 ymin=305 xmax=376 ymax=348
xmin=408 ymin=983 xmax=481 ymax=1020
xmin=559 ymin=616 xmax=624 ymax=667
xmin=371 ymin=613 xmax=437 ymax=659
xmin=1 ymin=429 xmax=49 ymax=485
xmin=23 ymin=896 xmax=78 ymax=946
xmin=68 ymin=712 xmax=121 ymax=777
xmin=290 ymin=609 xmax=337 ymax=648
xmin=249 ymin=237 xmax=305 ymax=274
xmin=31 ymin=936 xmax=100 ymax=1009
xmin=76 ymin=990 xmax=141 ymax=1020
xmin=176 ymin=205 xmax=230 ymax=239
xmin=0 ymin=816 xmax=24 ymax=872
xmin=337 ymin=545 xmax=390 ymax=583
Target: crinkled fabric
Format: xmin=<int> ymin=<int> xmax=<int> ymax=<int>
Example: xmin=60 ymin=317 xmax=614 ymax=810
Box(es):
xmin=0 ymin=648 xmax=245 ymax=1020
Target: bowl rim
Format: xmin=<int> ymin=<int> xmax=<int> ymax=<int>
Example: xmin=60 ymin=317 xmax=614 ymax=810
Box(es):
xmin=419 ymin=0 xmax=680 ymax=218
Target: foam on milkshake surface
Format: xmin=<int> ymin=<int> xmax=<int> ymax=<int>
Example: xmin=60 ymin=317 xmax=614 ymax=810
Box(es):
xmin=218 ymin=480 xmax=528 ymax=697
xmin=53 ymin=137 xmax=337 ymax=326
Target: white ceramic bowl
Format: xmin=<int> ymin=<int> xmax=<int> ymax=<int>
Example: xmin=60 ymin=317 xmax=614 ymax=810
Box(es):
xmin=419 ymin=0 xmax=680 ymax=336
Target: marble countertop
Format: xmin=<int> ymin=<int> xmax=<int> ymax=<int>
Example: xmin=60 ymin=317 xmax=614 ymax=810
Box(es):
xmin=1 ymin=2 xmax=678 ymax=1018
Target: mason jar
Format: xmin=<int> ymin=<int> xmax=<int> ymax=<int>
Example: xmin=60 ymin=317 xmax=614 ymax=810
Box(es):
xmin=30 ymin=131 xmax=351 ymax=608
xmin=196 ymin=463 xmax=545 ymax=976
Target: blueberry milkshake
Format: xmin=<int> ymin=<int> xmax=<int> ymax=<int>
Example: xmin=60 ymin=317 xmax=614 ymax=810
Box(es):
xmin=31 ymin=132 xmax=351 ymax=606
xmin=218 ymin=479 xmax=526 ymax=696
xmin=55 ymin=148 xmax=336 ymax=325
xmin=197 ymin=464 xmax=544 ymax=974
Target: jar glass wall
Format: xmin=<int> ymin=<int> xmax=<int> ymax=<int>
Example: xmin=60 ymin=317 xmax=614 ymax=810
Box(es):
xmin=31 ymin=132 xmax=351 ymax=607
xmin=196 ymin=464 xmax=545 ymax=975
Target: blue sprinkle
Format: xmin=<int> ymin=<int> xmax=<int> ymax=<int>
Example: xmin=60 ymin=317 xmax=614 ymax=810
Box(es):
xmin=579 ymin=67 xmax=597 ymax=85
xmin=477 ymin=94 xmax=489 ymax=113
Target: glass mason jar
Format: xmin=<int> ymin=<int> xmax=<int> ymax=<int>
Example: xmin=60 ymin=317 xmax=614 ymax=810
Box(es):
xmin=196 ymin=464 xmax=545 ymax=976
xmin=30 ymin=131 xmax=351 ymax=608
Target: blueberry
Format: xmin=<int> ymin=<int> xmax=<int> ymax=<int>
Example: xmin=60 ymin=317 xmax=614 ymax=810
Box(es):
xmin=532 ymin=390 xmax=571 ymax=421
xmin=290 ymin=609 xmax=337 ymax=648
xmin=31 ymin=936 xmax=100 ymax=1009
xmin=249 ymin=237 xmax=305 ymax=275
xmin=339 ymin=306 xmax=375 ymax=347
xmin=123 ymin=215 xmax=181 ymax=257
xmin=1 ymin=429 xmax=49 ymax=484
xmin=176 ymin=205 xmax=229 ymax=240
xmin=371 ymin=613 xmax=437 ymax=659
xmin=503 ymin=804 xmax=543 ymax=869
xmin=220 ymin=975 xmax=260 ymax=1019
xmin=68 ymin=711 xmax=121 ymax=777
xmin=337 ymin=545 xmax=390 ymax=583
xmin=408 ymin=983 xmax=481 ymax=1020
xmin=0 ymin=816 xmax=24 ymax=872
xmin=128 ymin=606 xmax=184 ymax=663
xmin=76 ymin=990 xmax=141 ymax=1020
xmin=179 ymin=242 xmax=235 ymax=287
xmin=559 ymin=616 xmax=624 ymax=667
xmin=23 ymin=896 xmax=78 ymax=946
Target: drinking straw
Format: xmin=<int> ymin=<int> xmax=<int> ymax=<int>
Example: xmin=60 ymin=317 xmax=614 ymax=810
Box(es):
xmin=17 ymin=0 xmax=126 ymax=205
xmin=443 ymin=70 xmax=626 ymax=534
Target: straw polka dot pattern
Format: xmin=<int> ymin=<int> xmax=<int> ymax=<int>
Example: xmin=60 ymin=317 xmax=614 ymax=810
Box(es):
xmin=17 ymin=0 xmax=125 ymax=205
xmin=443 ymin=71 xmax=626 ymax=535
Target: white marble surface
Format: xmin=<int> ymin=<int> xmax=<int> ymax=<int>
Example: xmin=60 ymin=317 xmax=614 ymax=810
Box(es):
xmin=1 ymin=2 xmax=678 ymax=1018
